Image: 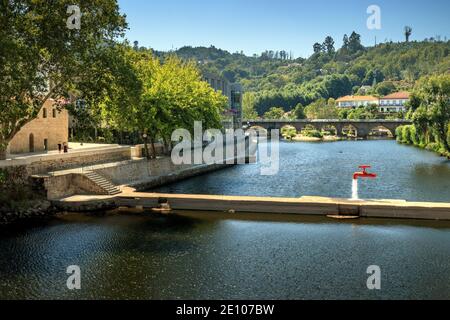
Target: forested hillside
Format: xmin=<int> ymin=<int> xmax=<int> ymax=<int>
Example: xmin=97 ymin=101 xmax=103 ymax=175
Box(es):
xmin=152 ymin=33 xmax=450 ymax=116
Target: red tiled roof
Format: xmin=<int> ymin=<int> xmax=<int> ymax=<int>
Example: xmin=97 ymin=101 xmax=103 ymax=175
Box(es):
xmin=381 ymin=92 xmax=410 ymax=100
xmin=336 ymin=96 xmax=379 ymax=102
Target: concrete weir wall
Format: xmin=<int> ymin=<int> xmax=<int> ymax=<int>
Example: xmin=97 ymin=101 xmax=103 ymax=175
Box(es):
xmin=115 ymin=194 xmax=450 ymax=221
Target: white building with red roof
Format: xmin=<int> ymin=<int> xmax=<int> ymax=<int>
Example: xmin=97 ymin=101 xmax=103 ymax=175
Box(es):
xmin=336 ymin=95 xmax=379 ymax=108
xmin=379 ymin=92 xmax=410 ymax=113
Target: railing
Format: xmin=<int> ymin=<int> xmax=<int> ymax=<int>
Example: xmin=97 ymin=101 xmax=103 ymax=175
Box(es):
xmin=244 ymin=119 xmax=413 ymax=123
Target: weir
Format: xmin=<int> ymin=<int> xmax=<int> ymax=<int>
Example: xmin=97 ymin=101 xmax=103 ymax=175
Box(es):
xmin=55 ymin=192 xmax=450 ymax=221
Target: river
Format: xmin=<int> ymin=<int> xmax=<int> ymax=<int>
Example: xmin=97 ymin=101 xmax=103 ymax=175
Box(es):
xmin=153 ymin=140 xmax=450 ymax=202
xmin=1 ymin=140 xmax=450 ymax=299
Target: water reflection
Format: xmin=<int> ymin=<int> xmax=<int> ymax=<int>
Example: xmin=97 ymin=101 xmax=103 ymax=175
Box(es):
xmin=1 ymin=212 xmax=450 ymax=299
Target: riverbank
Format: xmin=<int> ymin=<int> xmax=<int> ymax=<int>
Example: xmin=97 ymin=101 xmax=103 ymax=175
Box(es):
xmin=0 ymin=199 xmax=57 ymax=225
xmin=291 ymin=134 xmax=342 ymax=142
xmin=396 ymin=124 xmax=450 ymax=159
xmin=0 ymin=137 xmax=257 ymax=224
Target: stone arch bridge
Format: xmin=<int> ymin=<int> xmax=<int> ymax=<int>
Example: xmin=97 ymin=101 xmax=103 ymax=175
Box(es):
xmin=243 ymin=119 xmax=412 ymax=139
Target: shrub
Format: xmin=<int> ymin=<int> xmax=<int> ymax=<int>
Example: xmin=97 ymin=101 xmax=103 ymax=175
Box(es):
xmin=303 ymin=130 xmax=323 ymax=138
xmin=402 ymin=125 xmax=412 ymax=144
xmin=281 ymin=126 xmax=297 ymax=140
xmin=396 ymin=126 xmax=404 ymax=142
xmin=410 ymin=125 xmax=419 ymax=145
xmin=447 ymin=126 xmax=450 ymax=148
xmin=0 ymin=169 xmax=7 ymax=185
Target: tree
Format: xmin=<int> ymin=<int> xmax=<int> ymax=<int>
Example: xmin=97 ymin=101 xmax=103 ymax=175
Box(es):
xmin=323 ymin=36 xmax=335 ymax=54
xmin=292 ymin=103 xmax=306 ymax=119
xmin=375 ymin=81 xmax=396 ymax=96
xmin=348 ymin=31 xmax=364 ymax=53
xmin=410 ymin=74 xmax=450 ymax=153
xmin=313 ymin=43 xmax=323 ymax=54
xmin=100 ymin=49 xmax=228 ymax=158
xmin=342 ymin=34 xmax=349 ymax=50
xmin=404 ymin=26 xmax=413 ymax=43
xmin=264 ymin=107 xmax=286 ymax=120
xmin=242 ymin=92 xmax=258 ymax=119
xmin=363 ymin=69 xmax=384 ymax=86
xmin=0 ymin=0 xmax=127 ymax=159
xmin=304 ymin=98 xmax=339 ymax=119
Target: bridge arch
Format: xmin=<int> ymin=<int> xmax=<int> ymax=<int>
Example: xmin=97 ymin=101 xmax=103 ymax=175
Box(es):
xmin=342 ymin=124 xmax=358 ymax=138
xmin=243 ymin=120 xmax=411 ymax=139
xmin=280 ymin=125 xmax=298 ymax=140
xmin=247 ymin=125 xmax=268 ymax=136
xmin=369 ymin=125 xmax=395 ymax=138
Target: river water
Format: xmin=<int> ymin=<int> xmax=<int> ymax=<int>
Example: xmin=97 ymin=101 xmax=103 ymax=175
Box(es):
xmin=1 ymin=140 xmax=450 ymax=300
xmin=154 ymin=140 xmax=450 ymax=202
xmin=1 ymin=212 xmax=450 ymax=299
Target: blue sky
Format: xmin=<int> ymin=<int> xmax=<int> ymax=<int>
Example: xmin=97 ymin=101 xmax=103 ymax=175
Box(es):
xmin=118 ymin=0 xmax=450 ymax=58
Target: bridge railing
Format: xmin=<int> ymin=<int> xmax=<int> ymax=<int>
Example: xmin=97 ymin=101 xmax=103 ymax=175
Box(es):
xmin=243 ymin=119 xmax=412 ymax=123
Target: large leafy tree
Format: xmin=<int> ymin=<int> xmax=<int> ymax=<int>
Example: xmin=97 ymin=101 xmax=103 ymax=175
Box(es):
xmin=100 ymin=48 xmax=228 ymax=158
xmin=0 ymin=0 xmax=127 ymax=159
xmin=264 ymin=107 xmax=286 ymax=120
xmin=348 ymin=31 xmax=364 ymax=53
xmin=242 ymin=92 xmax=258 ymax=119
xmin=410 ymin=74 xmax=450 ymax=152
xmin=304 ymin=98 xmax=339 ymax=119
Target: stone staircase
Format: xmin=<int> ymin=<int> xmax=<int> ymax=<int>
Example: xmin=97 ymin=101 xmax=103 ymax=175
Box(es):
xmin=84 ymin=171 xmax=122 ymax=195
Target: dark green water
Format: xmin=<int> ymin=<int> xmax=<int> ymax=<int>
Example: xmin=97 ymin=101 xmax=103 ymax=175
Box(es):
xmin=1 ymin=212 xmax=450 ymax=300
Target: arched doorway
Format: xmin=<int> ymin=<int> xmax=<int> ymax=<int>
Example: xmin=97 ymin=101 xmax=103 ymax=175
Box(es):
xmin=29 ymin=133 xmax=35 ymax=152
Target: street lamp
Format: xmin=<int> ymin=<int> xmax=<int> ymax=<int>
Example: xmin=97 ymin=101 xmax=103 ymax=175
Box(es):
xmin=142 ymin=133 xmax=149 ymax=159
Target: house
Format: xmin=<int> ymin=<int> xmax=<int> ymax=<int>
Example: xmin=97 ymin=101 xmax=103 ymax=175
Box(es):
xmin=336 ymin=96 xmax=379 ymax=108
xmin=7 ymin=99 xmax=69 ymax=155
xmin=379 ymin=92 xmax=410 ymax=113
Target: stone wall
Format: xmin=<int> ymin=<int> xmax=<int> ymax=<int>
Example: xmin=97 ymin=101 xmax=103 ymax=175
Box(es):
xmin=0 ymin=147 xmax=132 ymax=175
xmin=0 ymin=165 xmax=52 ymax=224
xmin=8 ymin=100 xmax=69 ymax=154
xmin=92 ymin=157 xmax=235 ymax=192
xmin=94 ymin=158 xmax=203 ymax=186
xmin=42 ymin=174 xmax=109 ymax=200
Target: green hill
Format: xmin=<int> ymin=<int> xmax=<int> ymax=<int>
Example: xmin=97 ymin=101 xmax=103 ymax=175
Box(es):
xmin=156 ymin=37 xmax=450 ymax=116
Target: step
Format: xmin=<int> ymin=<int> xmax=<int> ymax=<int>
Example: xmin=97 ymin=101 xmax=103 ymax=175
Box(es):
xmin=83 ymin=171 xmax=121 ymax=195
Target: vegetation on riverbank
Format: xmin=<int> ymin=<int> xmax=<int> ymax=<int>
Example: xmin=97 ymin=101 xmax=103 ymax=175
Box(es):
xmin=281 ymin=126 xmax=341 ymax=142
xmin=396 ymin=74 xmax=450 ymax=158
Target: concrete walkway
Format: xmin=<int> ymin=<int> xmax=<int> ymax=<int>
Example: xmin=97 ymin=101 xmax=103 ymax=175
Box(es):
xmin=54 ymin=192 xmax=450 ymax=221
xmin=5 ymin=143 xmax=121 ymax=160
xmin=1 ymin=144 xmax=131 ymax=168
